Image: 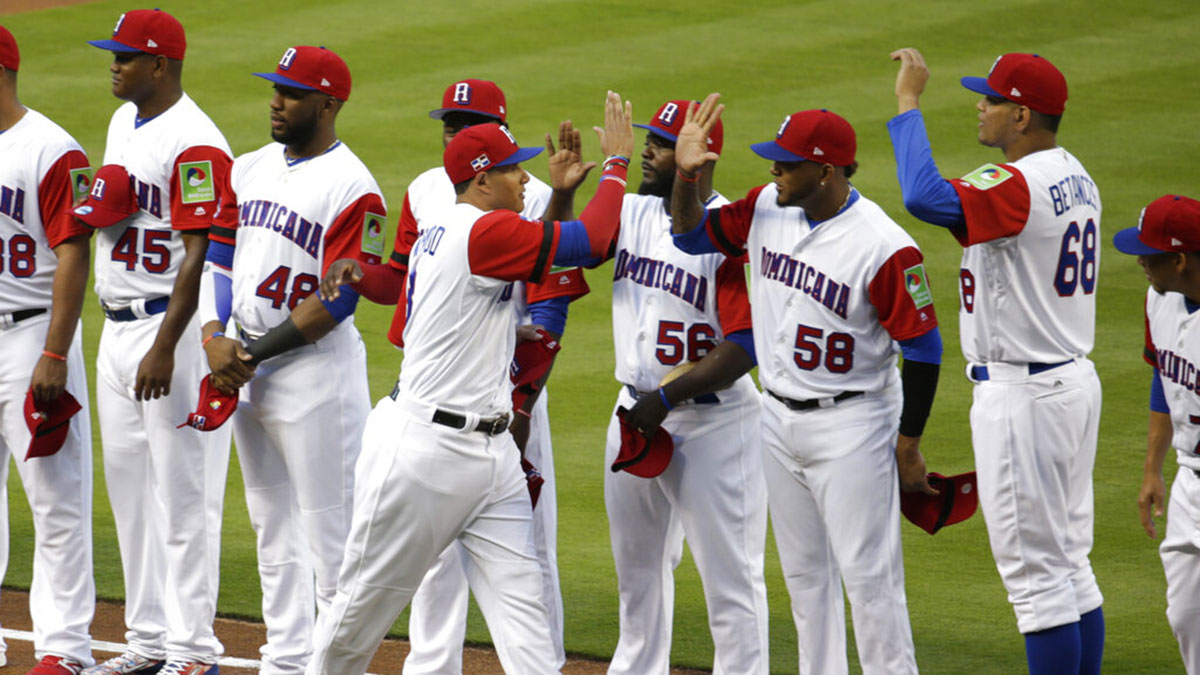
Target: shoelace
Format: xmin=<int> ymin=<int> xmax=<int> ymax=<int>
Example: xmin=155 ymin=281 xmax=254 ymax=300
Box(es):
xmin=159 ymin=663 xmax=211 ymax=675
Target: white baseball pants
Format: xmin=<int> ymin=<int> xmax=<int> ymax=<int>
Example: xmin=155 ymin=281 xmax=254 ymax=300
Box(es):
xmin=1162 ymin=466 xmax=1200 ymax=673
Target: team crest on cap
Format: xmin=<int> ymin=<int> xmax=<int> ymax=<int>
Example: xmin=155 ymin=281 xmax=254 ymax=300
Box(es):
xmin=658 ymin=102 xmax=680 ymax=126
xmin=453 ymin=82 xmax=472 ymax=104
xmin=471 ymin=154 xmax=491 ymax=171
xmin=90 ymin=178 xmax=107 ymax=201
xmin=777 ymin=115 xmax=791 ymax=138
xmin=279 ymin=47 xmax=297 ymax=70
xmin=113 ymin=13 xmax=126 ymax=35
xmin=988 ymin=54 xmax=1002 ymax=76
xmin=499 ymin=126 xmax=518 ymax=145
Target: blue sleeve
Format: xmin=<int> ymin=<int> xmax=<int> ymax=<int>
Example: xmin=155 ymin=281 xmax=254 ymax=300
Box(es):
xmin=205 ymin=239 xmax=234 ymax=268
xmin=898 ymin=326 xmax=943 ymax=365
xmin=886 ymin=110 xmax=966 ymax=228
xmin=671 ymin=211 xmax=721 ymax=255
xmin=1150 ymin=369 xmax=1170 ymax=413
xmin=321 ymin=286 xmax=360 ymax=323
xmin=528 ymin=296 xmax=570 ymax=336
xmin=725 ymin=329 xmax=756 ymax=366
xmin=552 ymin=220 xmax=601 ymax=268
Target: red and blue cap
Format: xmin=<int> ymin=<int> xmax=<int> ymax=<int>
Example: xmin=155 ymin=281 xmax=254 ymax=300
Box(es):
xmin=430 ymin=79 xmax=507 ymax=122
xmin=900 ymin=471 xmax=979 ymax=535
xmin=1114 ymin=195 xmax=1200 ymax=255
xmin=443 ymin=123 xmax=542 ymax=184
xmin=612 ymin=407 xmax=674 ymax=478
xmin=961 ymin=53 xmax=1067 ymax=116
xmin=88 ymin=9 xmax=186 ymax=60
xmin=72 ymin=164 xmax=137 ymax=229
xmin=254 ymin=45 xmax=351 ymax=101
xmin=751 ymin=108 xmax=856 ymax=166
xmin=634 ymin=100 xmax=724 ymax=154
xmin=24 ymin=389 xmax=82 ymax=461
xmin=0 ymin=25 xmax=19 ymax=72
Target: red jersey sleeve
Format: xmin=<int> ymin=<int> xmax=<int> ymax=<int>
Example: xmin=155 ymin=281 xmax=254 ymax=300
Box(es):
xmin=867 ymin=246 xmax=939 ymax=341
xmin=1144 ymin=296 xmax=1158 ymax=367
xmin=208 ymin=164 xmax=238 ymax=246
xmin=526 ymin=267 xmax=590 ymax=303
xmin=39 ymin=150 xmax=92 ymax=247
xmin=467 ymin=211 xmax=561 ymax=283
xmin=322 ymin=193 xmax=387 ymax=276
xmin=708 ymin=185 xmax=766 ymax=256
xmin=386 ymin=299 xmax=407 ymax=349
xmin=714 ymin=253 xmax=752 ymax=335
xmin=948 ymin=163 xmax=1031 ymax=246
xmin=170 ymin=146 xmax=232 ymax=231
xmin=389 ymin=191 xmax=419 ymax=271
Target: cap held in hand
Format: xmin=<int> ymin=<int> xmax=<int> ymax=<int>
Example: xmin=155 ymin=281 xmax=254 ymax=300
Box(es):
xmin=24 ymin=389 xmax=82 ymax=461
xmin=611 ymin=407 xmax=674 ymax=478
xmin=900 ymin=471 xmax=979 ymax=535
xmin=178 ymin=375 xmax=239 ymax=431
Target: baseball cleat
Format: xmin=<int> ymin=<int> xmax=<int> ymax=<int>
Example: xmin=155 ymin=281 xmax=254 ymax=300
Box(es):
xmin=82 ymin=652 xmax=164 ymax=675
xmin=158 ymin=662 xmax=218 ymax=675
xmin=26 ymin=655 xmax=85 ymax=675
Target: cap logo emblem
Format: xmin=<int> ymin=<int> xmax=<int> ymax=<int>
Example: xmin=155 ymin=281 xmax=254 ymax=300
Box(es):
xmin=1173 ymin=238 xmax=1183 ymax=246
xmin=988 ymin=54 xmax=1002 ymax=76
xmin=812 ymin=146 xmax=825 ymax=156
xmin=321 ymin=77 xmax=331 ymax=87
xmin=777 ymin=115 xmax=791 ymax=138
xmin=453 ymin=82 xmax=472 ymax=104
xmin=113 ymin=13 xmax=126 ymax=36
xmin=658 ymin=102 xmax=680 ymax=126
xmin=279 ymin=47 xmax=297 ymax=70
xmin=499 ymin=126 xmax=517 ymax=145
xmin=146 ymin=38 xmax=158 ymax=48
xmin=74 ymin=206 xmax=93 ymax=215
xmin=470 ymin=154 xmax=491 ymax=171
xmin=1010 ymin=87 xmax=1022 ymax=98
xmin=1137 ymin=207 xmax=1147 ymax=232
xmin=90 ymin=178 xmax=107 ymax=200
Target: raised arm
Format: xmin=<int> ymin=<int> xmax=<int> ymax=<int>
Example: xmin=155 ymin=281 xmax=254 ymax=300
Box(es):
xmin=671 ymin=93 xmax=724 ymax=234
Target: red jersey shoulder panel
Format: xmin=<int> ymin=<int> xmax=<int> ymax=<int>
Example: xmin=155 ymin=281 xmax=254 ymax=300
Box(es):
xmin=867 ymin=245 xmax=939 ymax=341
xmin=170 ymin=145 xmax=233 ymax=231
xmin=710 ymin=184 xmax=766 ymax=256
xmin=40 ymin=150 xmax=93 ymax=248
xmin=467 ymin=210 xmax=560 ymax=283
xmin=947 ymin=164 xmax=1031 ymax=246
xmin=323 ymin=192 xmax=387 ymax=276
xmin=714 ymin=252 xmax=752 ymax=336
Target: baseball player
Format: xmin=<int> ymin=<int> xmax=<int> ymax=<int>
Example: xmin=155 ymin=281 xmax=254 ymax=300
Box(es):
xmin=197 ymin=46 xmax=384 ymax=675
xmin=1116 ymin=195 xmax=1200 ymax=673
xmin=0 ymin=25 xmax=97 ymax=675
xmin=381 ymin=79 xmax=589 ymax=674
xmin=889 ymin=49 xmax=1104 ymax=674
xmin=595 ymin=99 xmax=769 ymax=674
xmin=85 ymin=10 xmax=233 ymax=675
xmin=304 ymin=92 xmax=634 ymax=675
xmin=671 ymin=97 xmax=943 ymax=675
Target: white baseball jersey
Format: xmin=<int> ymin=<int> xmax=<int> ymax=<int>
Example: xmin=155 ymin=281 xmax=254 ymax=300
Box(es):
xmin=0 ymin=109 xmax=92 ymax=313
xmin=705 ymin=185 xmax=938 ymax=400
xmin=949 ymin=148 xmax=1100 ymax=363
xmin=213 ymin=141 xmax=386 ymax=336
xmin=1144 ymin=288 xmax=1200 ymax=470
xmin=96 ymin=94 xmax=232 ymax=305
xmin=612 ymin=192 xmax=752 ymax=390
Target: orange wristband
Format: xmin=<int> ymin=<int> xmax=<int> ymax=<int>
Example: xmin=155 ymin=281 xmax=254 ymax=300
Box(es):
xmin=676 ymin=169 xmax=700 ymax=183
xmin=202 ymin=332 xmax=224 ymax=347
xmin=42 ymin=350 xmax=67 ymax=362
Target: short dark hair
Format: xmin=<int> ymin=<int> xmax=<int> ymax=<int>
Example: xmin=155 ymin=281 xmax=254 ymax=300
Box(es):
xmin=1030 ymin=110 xmax=1062 ymax=134
xmin=453 ymin=178 xmax=472 ymax=195
xmin=841 ymin=162 xmax=858 ymax=179
xmin=443 ymin=111 xmax=504 ymax=131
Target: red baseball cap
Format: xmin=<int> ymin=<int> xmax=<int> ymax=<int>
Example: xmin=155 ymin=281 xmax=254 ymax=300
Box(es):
xmin=0 ymin=26 xmax=19 ymax=72
xmin=429 ymin=79 xmax=507 ymax=122
xmin=88 ymin=9 xmax=186 ymax=61
xmin=443 ymin=123 xmax=542 ymax=184
xmin=510 ymin=331 xmax=561 ymax=387
xmin=634 ymin=100 xmax=724 ymax=155
xmin=73 ymin=164 xmax=137 ymax=228
xmin=177 ymin=375 xmax=239 ymax=431
xmin=751 ymin=109 xmax=856 ymax=166
xmin=24 ymin=389 xmax=82 ymax=461
xmin=254 ymin=45 xmax=351 ymax=101
xmin=961 ymin=53 xmax=1068 ymax=116
xmin=611 ymin=407 xmax=674 ymax=478
xmin=900 ymin=471 xmax=979 ymax=535
xmin=1114 ymin=195 xmax=1200 ymax=256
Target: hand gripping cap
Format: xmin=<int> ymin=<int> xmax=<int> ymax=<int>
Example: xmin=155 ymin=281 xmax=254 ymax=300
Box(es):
xmin=177 ymin=375 xmax=239 ymax=431
xmin=24 ymin=389 xmax=82 ymax=461
xmin=611 ymin=407 xmax=674 ymax=478
xmin=900 ymin=471 xmax=979 ymax=535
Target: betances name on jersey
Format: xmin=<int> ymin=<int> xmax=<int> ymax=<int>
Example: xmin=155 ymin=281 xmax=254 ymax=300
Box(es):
xmin=612 ymin=248 xmax=709 ymax=311
xmin=238 ymin=198 xmax=325 ymax=259
xmin=758 ymin=247 xmax=850 ymax=319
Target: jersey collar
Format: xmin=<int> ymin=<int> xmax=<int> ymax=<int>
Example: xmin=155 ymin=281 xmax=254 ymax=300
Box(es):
xmin=284 ymin=140 xmax=342 ymax=167
xmin=806 ymin=187 xmax=859 ymax=230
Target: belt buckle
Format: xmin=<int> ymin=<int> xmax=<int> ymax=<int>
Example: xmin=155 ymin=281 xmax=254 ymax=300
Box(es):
xmin=484 ymin=415 xmax=509 ymax=435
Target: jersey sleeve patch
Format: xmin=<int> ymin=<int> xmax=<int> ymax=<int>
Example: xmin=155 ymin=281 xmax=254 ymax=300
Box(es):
xmin=904 ymin=263 xmax=933 ymax=309
xmin=958 ymin=163 xmax=1013 ymax=191
xmin=178 ymin=160 xmax=216 ymax=204
xmin=362 ymin=212 xmax=386 ymax=257
xmin=69 ymin=167 xmax=94 ymax=204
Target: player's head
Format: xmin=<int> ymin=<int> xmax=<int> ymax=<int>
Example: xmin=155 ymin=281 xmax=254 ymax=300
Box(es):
xmin=0 ymin=26 xmax=18 ymax=91
xmin=961 ymin=53 xmax=1065 ymax=147
xmin=89 ymin=9 xmax=186 ymax=102
xmin=444 ymin=123 xmax=542 ymax=212
xmin=254 ymin=46 xmax=350 ymax=149
xmin=1115 ymin=195 xmax=1200 ymax=295
xmin=635 ymin=99 xmax=724 ymax=198
xmin=751 ymin=109 xmax=857 ymax=208
xmin=430 ymin=79 xmax=507 ymax=148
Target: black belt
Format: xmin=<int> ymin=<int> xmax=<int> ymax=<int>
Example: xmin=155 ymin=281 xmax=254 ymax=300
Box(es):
xmin=390 ymin=385 xmax=510 ymax=436
xmin=7 ymin=308 xmax=47 ymax=324
xmin=970 ymin=360 xmax=1072 ymax=382
xmin=102 ymin=296 xmax=171 ymax=322
xmin=767 ymin=388 xmax=862 ymax=411
xmin=625 ymin=384 xmax=719 ymax=405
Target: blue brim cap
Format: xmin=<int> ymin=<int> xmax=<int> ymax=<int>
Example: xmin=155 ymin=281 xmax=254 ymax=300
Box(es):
xmin=750 ymin=140 xmax=806 ymax=163
xmin=961 ymin=76 xmax=1002 ymax=98
xmin=88 ymin=39 xmax=144 ymax=53
xmin=495 ymin=146 xmax=543 ymax=168
xmin=429 ymin=107 xmax=503 ymax=121
xmin=1113 ymin=226 xmax=1168 ymax=255
xmin=634 ymin=124 xmax=678 ymax=144
xmin=253 ymin=72 xmax=318 ymax=91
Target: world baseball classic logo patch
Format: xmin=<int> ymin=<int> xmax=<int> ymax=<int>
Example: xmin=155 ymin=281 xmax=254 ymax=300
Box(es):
xmin=959 ymin=163 xmax=1013 ymax=191
xmin=179 ymin=161 xmax=215 ymax=204
xmin=904 ymin=264 xmax=933 ymax=309
xmin=362 ymin=212 xmax=386 ymax=256
xmin=70 ymin=167 xmax=93 ymax=202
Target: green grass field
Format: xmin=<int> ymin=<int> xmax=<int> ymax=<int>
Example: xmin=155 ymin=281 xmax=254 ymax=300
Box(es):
xmin=3 ymin=0 xmax=1199 ymax=672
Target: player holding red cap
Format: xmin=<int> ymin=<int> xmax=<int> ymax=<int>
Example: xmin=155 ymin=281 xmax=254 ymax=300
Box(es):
xmin=592 ymin=99 xmax=769 ymax=673
xmin=306 ymin=92 xmax=633 ymax=675
xmin=672 ymin=97 xmax=943 ymax=675
xmin=197 ymin=44 xmax=385 ymax=675
xmin=0 ymin=24 xmax=98 ymax=675
xmin=1116 ymin=195 xmax=1200 ymax=673
xmin=85 ymin=8 xmax=234 ymax=675
xmin=889 ymin=49 xmax=1104 ymax=674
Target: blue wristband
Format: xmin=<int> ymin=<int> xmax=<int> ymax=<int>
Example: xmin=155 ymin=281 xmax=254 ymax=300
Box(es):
xmin=658 ymin=387 xmax=673 ymax=411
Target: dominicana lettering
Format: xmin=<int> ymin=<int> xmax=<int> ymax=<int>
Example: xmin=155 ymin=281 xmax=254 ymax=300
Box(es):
xmin=1158 ymin=348 xmax=1200 ymax=397
xmin=0 ymin=184 xmax=26 ymax=224
xmin=612 ymin=248 xmax=708 ymax=311
xmin=238 ymin=199 xmax=324 ymax=259
xmin=1049 ymin=174 xmax=1099 ymax=217
xmin=759 ymin=247 xmax=850 ymax=319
